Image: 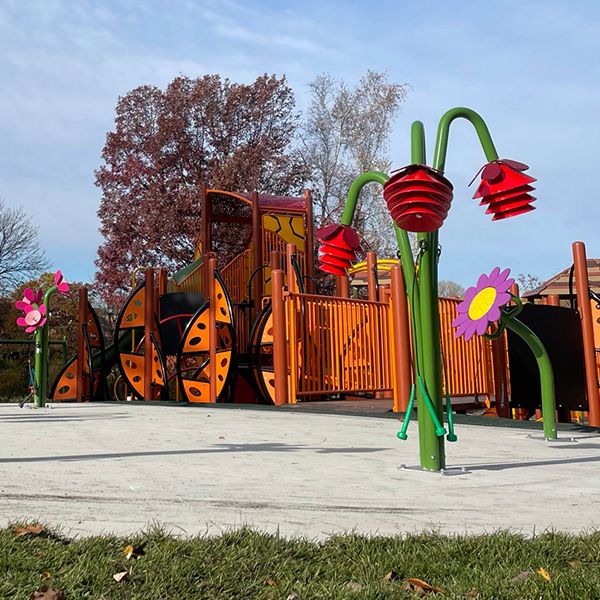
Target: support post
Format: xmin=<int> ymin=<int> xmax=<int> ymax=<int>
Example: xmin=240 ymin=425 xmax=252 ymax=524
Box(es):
xmin=304 ymin=189 xmax=316 ymax=294
xmin=271 ymin=269 xmax=289 ymax=405
xmin=573 ymin=241 xmax=600 ymax=426
xmin=158 ymin=268 xmax=168 ymax=296
xmin=547 ymin=294 xmax=560 ymax=307
xmin=286 ymin=243 xmax=299 ymax=293
xmin=390 ymin=266 xmax=412 ymax=412
xmin=337 ymin=275 xmax=350 ymax=298
xmin=144 ymin=268 xmax=154 ymax=401
xmin=208 ymin=257 xmax=218 ymax=403
xmin=366 ymin=252 xmax=378 ymax=302
xmin=252 ymin=191 xmax=263 ymax=318
xmin=491 ymin=334 xmax=510 ymax=418
xmin=76 ymin=287 xmax=87 ymax=401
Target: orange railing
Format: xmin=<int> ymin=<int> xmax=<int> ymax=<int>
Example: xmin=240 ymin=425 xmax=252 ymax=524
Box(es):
xmin=285 ymin=293 xmax=392 ymax=398
xmin=263 ymin=229 xmax=306 ymax=286
xmin=438 ymin=298 xmax=495 ymax=399
xmin=220 ymin=250 xmax=254 ymax=351
xmin=273 ymin=283 xmax=498 ymax=406
xmin=220 ymin=250 xmax=253 ymax=304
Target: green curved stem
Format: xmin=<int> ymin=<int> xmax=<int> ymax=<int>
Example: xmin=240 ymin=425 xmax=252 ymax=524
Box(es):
xmin=34 ymin=285 xmax=57 ymax=408
xmin=411 ymin=121 xmax=426 ymax=165
xmin=340 ymin=170 xmax=416 ymax=291
xmin=506 ymin=317 xmax=557 ymax=440
xmin=433 ymin=107 xmax=499 ymax=173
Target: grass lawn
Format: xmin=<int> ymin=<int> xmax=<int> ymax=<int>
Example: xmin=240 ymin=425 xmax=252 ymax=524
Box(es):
xmin=2 ymin=526 xmax=600 ymax=599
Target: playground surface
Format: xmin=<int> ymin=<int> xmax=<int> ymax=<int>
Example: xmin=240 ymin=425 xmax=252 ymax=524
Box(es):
xmin=1 ymin=402 xmax=599 ymax=539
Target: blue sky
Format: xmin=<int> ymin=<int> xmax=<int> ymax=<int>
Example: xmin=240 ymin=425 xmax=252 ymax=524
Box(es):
xmin=1 ymin=0 xmax=599 ymax=287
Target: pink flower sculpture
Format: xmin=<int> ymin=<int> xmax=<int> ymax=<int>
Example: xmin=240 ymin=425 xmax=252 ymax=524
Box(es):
xmin=15 ymin=272 xmax=68 ymax=334
xmin=452 ymin=267 xmax=514 ymax=341
xmin=16 ymin=295 xmax=47 ymax=333
xmin=15 ymin=287 xmax=43 ymax=311
xmin=54 ymin=270 xmax=70 ymax=295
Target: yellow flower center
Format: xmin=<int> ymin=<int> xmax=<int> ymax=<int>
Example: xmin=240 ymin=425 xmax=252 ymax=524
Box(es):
xmin=468 ymin=287 xmax=497 ymax=321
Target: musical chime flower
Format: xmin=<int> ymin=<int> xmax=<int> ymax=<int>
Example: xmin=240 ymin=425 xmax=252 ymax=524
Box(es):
xmin=316 ymin=224 xmax=361 ymax=275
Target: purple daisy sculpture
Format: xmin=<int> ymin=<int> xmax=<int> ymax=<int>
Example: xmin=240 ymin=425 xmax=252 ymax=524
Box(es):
xmin=452 ymin=267 xmax=514 ymax=341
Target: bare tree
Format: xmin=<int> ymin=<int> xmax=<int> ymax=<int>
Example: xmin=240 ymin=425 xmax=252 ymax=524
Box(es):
xmin=0 ymin=199 xmax=50 ymax=293
xmin=299 ymin=71 xmax=409 ymax=257
xmin=516 ymin=273 xmax=543 ymax=294
xmin=438 ymin=280 xmax=465 ymax=298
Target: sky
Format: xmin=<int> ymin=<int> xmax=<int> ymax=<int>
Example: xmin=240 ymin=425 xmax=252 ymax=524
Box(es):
xmin=1 ymin=0 xmax=599 ymax=288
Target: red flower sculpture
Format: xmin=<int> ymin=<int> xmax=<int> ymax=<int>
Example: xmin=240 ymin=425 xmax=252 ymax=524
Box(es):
xmin=316 ymin=223 xmax=361 ymax=275
xmin=383 ymin=165 xmax=454 ymax=232
xmin=472 ymin=159 xmax=536 ymax=221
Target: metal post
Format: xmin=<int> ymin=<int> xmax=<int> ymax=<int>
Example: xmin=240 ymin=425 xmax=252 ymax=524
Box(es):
xmin=338 ymin=275 xmax=350 ymax=298
xmin=491 ymin=334 xmax=510 ymax=418
xmin=208 ymin=257 xmax=218 ymax=403
xmin=547 ymin=294 xmax=560 ymax=307
xmin=143 ymin=268 xmax=154 ymax=401
xmin=76 ymin=287 xmax=87 ymax=401
xmin=252 ymin=191 xmax=263 ymax=318
xmin=304 ymin=189 xmax=316 ymax=294
xmin=366 ymin=252 xmax=378 ymax=302
xmin=271 ymin=269 xmax=289 ymax=405
xmin=573 ymin=241 xmax=600 ymax=426
xmin=390 ymin=266 xmax=412 ymax=412
xmin=286 ymin=243 xmax=298 ymax=293
xmin=158 ymin=268 xmax=168 ymax=296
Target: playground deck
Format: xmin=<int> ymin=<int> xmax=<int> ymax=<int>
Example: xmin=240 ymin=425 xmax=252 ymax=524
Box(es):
xmin=1 ymin=402 xmax=599 ymax=539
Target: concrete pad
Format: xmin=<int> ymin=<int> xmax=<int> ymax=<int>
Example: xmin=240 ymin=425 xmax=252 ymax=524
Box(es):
xmin=1 ymin=402 xmax=599 ymax=539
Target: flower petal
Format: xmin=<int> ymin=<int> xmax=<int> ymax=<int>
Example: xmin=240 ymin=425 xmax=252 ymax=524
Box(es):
xmin=476 ymin=273 xmax=488 ymax=289
xmin=464 ymin=286 xmax=478 ymax=303
xmin=16 ymin=317 xmax=27 ymax=327
xmin=495 ymin=292 xmax=511 ymax=307
xmin=487 ymin=266 xmax=501 ymax=285
xmin=463 ymin=321 xmax=479 ymax=341
xmin=452 ymin=313 xmax=470 ymax=329
xmin=475 ymin=318 xmax=489 ymax=336
xmin=23 ymin=288 xmax=35 ymax=302
xmin=487 ymin=305 xmax=501 ymax=322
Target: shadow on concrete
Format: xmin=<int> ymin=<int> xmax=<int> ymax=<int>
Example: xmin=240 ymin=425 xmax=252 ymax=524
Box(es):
xmin=0 ymin=442 xmax=388 ymax=463
xmin=0 ymin=414 xmax=130 ymax=423
xmin=466 ymin=454 xmax=600 ymax=471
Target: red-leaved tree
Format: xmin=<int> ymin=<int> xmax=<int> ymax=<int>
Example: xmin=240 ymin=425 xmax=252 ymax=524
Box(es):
xmin=95 ymin=74 xmax=304 ymax=302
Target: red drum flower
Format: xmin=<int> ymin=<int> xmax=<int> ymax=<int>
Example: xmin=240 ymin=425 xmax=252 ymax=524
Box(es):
xmin=383 ymin=165 xmax=454 ymax=232
xmin=452 ymin=267 xmax=514 ymax=341
xmin=472 ymin=159 xmax=536 ymax=221
xmin=316 ymin=224 xmax=361 ymax=275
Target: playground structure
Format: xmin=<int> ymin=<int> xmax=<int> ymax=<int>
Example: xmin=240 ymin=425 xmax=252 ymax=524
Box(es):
xmin=26 ymin=107 xmax=598 ymax=472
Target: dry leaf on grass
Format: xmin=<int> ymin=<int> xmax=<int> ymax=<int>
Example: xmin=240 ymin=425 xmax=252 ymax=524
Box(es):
xmin=537 ymin=567 xmax=551 ymax=582
xmin=265 ymin=578 xmax=277 ymax=586
xmin=41 ymin=571 xmax=52 ymax=581
xmin=511 ymin=570 xmax=532 ymax=582
xmin=465 ymin=589 xmax=481 ymax=599
xmin=29 ymin=587 xmax=65 ymax=600
xmin=402 ymin=578 xmax=442 ymax=594
xmin=14 ymin=524 xmax=45 ymax=537
xmin=344 ymin=581 xmax=364 ymax=592
xmin=286 ymin=592 xmax=302 ymax=600
xmin=383 ymin=570 xmax=398 ymax=582
xmin=568 ymin=561 xmax=581 ymax=569
xmin=113 ymin=571 xmax=129 ymax=583
xmin=123 ymin=543 xmax=145 ymax=560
